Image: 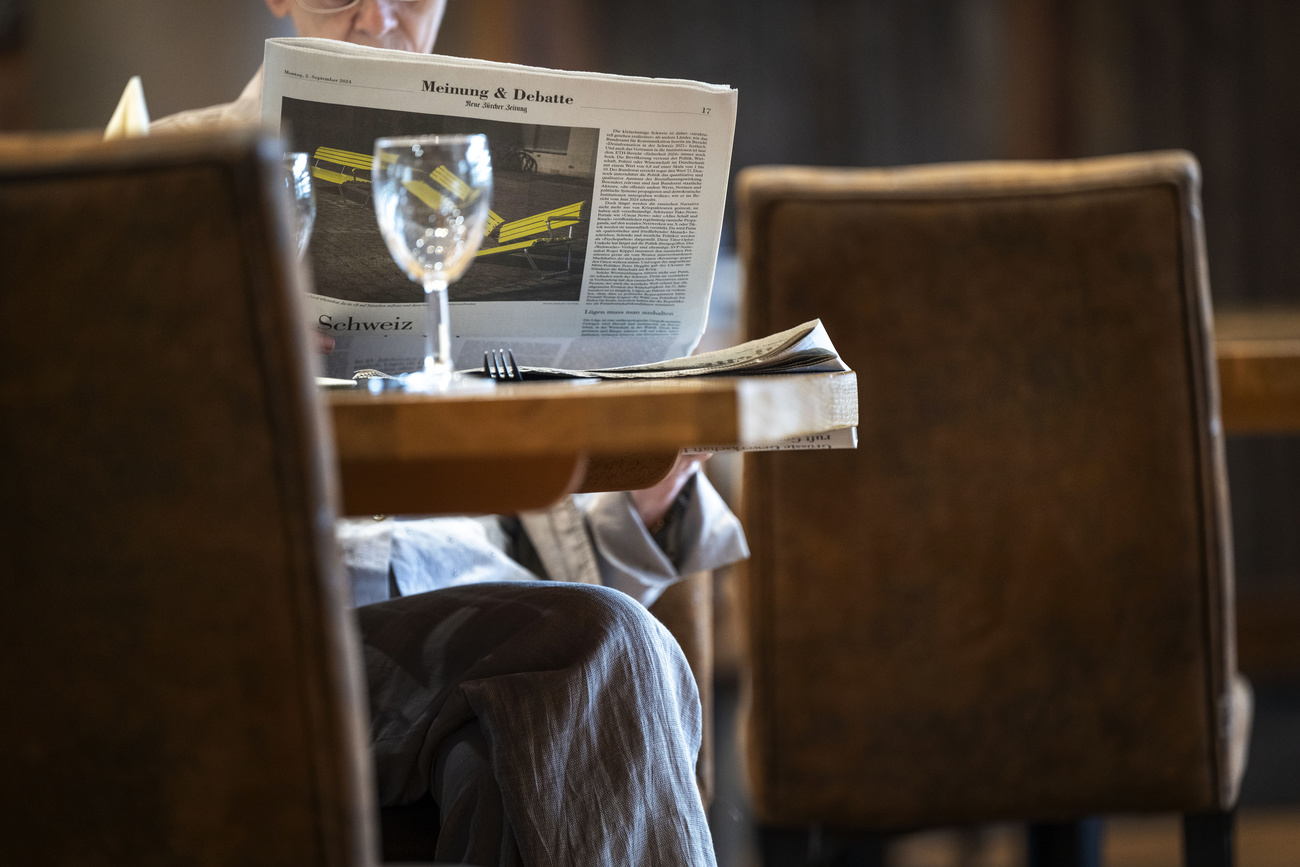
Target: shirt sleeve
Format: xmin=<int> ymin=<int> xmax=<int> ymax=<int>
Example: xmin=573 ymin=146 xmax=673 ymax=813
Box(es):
xmin=335 ymin=516 xmax=395 ymax=608
xmin=583 ymin=469 xmax=749 ymax=607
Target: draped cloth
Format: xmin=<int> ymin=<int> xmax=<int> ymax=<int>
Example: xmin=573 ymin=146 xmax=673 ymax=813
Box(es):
xmin=358 ymin=581 xmax=718 ymax=867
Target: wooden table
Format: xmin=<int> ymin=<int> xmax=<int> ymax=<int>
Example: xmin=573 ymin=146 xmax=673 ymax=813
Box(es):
xmin=324 ymin=307 xmax=1293 ymax=516
xmin=1211 ymin=308 xmax=1300 ymax=679
xmin=1216 ymin=308 xmax=1300 ymax=434
xmin=328 ymin=371 xmax=858 ymax=516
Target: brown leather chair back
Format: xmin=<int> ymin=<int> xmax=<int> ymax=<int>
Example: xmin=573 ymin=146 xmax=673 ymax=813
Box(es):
xmin=0 ymin=132 xmax=376 ymax=864
xmin=737 ymin=153 xmax=1243 ymax=830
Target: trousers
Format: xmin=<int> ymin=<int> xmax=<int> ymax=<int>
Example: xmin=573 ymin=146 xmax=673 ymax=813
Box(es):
xmin=356 ymin=581 xmax=717 ymax=867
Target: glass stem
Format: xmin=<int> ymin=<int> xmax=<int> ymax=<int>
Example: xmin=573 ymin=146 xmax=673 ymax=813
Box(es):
xmin=424 ymin=277 xmax=451 ymax=376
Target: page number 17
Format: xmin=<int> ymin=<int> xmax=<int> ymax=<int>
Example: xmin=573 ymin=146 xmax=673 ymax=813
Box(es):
xmin=701 ymin=107 xmax=711 ymax=115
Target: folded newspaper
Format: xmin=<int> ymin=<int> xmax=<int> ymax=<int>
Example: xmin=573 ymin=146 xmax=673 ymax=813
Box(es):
xmin=502 ymin=319 xmax=849 ymax=379
xmin=472 ymin=319 xmax=856 ymax=451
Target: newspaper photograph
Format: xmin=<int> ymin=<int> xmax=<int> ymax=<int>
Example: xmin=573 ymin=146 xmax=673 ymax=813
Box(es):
xmin=261 ymin=38 xmax=738 ymax=376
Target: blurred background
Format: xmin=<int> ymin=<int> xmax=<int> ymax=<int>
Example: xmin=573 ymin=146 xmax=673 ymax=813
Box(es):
xmin=3 ymin=0 xmax=1297 ymax=862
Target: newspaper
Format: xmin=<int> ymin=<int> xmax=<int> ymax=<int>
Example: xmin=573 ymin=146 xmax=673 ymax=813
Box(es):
xmin=503 ymin=319 xmax=850 ymax=379
xmin=260 ymin=38 xmax=737 ymax=380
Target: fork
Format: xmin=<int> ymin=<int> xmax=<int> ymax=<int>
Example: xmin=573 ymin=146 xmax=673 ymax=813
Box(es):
xmin=483 ymin=348 xmax=524 ymax=381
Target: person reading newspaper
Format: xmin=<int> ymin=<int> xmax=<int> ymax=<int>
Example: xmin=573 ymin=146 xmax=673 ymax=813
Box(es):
xmin=154 ymin=2 xmax=748 ymax=866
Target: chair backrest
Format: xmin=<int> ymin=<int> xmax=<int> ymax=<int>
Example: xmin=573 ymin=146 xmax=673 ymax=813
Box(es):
xmin=737 ymin=153 xmax=1240 ymax=829
xmin=0 ymin=132 xmax=376 ymax=864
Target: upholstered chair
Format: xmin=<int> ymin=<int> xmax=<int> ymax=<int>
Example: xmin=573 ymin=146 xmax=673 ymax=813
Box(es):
xmin=0 ymin=130 xmax=378 ymax=865
xmin=736 ymin=153 xmax=1251 ymax=867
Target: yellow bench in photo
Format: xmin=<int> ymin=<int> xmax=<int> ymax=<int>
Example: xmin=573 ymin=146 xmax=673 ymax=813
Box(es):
xmin=497 ymin=202 xmax=585 ymax=244
xmin=314 ymin=146 xmax=375 ymax=174
xmin=309 ymin=146 xmax=374 ymax=190
xmin=311 ymin=165 xmax=354 ymax=186
xmin=476 ymin=239 xmax=539 ymax=258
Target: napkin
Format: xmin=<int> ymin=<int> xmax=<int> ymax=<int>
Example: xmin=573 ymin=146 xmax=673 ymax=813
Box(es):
xmin=104 ymin=76 xmax=150 ymax=139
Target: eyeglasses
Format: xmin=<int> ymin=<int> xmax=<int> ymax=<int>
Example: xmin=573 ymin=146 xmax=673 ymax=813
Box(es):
xmin=295 ymin=0 xmax=424 ymax=13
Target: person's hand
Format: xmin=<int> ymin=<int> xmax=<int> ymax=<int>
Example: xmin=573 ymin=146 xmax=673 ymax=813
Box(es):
xmin=628 ymin=452 xmax=711 ymax=531
xmin=315 ymin=330 xmax=335 ymax=354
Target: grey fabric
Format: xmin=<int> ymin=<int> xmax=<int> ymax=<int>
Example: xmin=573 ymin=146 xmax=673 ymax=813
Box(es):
xmin=584 ymin=474 xmax=749 ymax=607
xmin=517 ymin=498 xmax=604 ymax=588
xmin=433 ymin=722 xmax=525 ymax=867
xmin=337 ymin=516 xmax=396 ymax=607
xmin=358 ymin=582 xmax=717 ymax=867
xmin=390 ymin=516 xmax=537 ymax=596
xmin=338 ymin=471 xmax=748 ymax=610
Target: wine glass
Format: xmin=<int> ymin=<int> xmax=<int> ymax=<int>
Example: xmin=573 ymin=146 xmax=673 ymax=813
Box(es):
xmin=283 ymin=151 xmax=316 ymax=259
xmin=372 ymin=134 xmax=493 ymax=390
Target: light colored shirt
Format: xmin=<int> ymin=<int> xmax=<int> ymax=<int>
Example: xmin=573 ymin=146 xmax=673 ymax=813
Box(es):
xmin=339 ymin=471 xmax=748 ymax=609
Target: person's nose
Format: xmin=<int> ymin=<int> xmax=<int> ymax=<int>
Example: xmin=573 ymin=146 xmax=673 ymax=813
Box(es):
xmin=352 ymin=0 xmax=400 ymax=37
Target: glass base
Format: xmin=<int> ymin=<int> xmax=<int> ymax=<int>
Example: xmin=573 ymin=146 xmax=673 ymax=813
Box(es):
xmin=367 ymin=368 xmax=495 ymax=395
xmin=398 ymin=361 xmax=454 ymax=393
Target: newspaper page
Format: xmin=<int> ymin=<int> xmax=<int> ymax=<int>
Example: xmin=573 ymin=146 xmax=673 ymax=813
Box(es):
xmin=260 ymin=38 xmax=737 ymax=380
xmin=508 ymin=320 xmax=852 ymax=379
